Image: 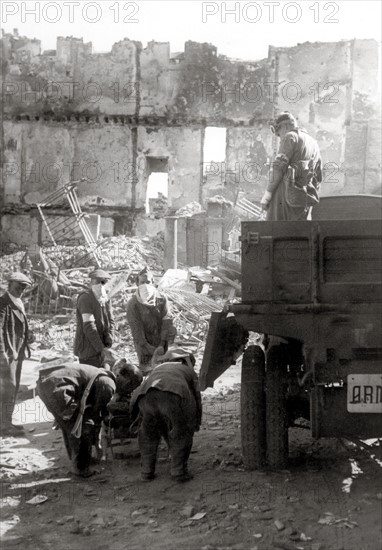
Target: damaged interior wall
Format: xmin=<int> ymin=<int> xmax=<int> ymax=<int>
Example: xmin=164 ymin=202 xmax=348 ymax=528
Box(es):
xmin=1 ymin=31 xmax=380 ymax=246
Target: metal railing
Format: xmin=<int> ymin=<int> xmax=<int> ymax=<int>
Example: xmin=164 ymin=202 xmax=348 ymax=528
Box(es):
xmin=37 ymin=180 xmax=102 ymax=266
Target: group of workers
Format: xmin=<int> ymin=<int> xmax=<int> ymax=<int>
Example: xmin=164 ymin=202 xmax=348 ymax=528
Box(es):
xmin=0 ymin=264 xmax=201 ymax=482
xmin=0 ymin=111 xmax=322 ymax=480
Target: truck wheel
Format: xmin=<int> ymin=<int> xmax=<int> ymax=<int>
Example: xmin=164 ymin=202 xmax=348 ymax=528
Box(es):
xmin=266 ymin=345 xmax=288 ymax=469
xmin=241 ymin=345 xmax=266 ymax=470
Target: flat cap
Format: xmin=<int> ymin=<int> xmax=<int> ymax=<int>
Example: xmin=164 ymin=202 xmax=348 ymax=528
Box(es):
xmin=155 ymin=346 xmax=194 ymax=363
xmin=8 ymin=271 xmax=32 ymax=285
xmin=275 ymin=111 xmax=297 ymax=126
xmin=89 ymin=269 xmax=111 ymax=280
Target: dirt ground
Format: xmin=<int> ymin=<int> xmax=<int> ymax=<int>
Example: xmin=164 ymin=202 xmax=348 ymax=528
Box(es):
xmin=1 ymin=362 xmax=381 ymax=550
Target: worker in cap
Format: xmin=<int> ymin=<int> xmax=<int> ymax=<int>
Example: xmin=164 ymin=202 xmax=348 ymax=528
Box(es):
xmin=261 ymin=111 xmax=322 ymax=220
xmin=0 ymin=272 xmax=33 ymax=436
xmin=36 ymin=362 xmax=116 ymax=477
xmin=126 ymin=266 xmax=176 ymax=374
xmin=89 ymin=269 xmax=112 ymax=281
xmin=135 ymin=266 xmax=154 ymax=286
xmin=7 ymin=272 xmax=32 ymax=286
xmin=130 ymin=345 xmax=202 ymax=482
xmin=74 ymin=268 xmax=115 ymax=368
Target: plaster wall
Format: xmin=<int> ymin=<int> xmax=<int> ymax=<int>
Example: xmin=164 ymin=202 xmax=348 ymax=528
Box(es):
xmin=137 ymin=127 xmax=203 ymax=209
xmin=1 ymin=33 xmax=380 ymax=248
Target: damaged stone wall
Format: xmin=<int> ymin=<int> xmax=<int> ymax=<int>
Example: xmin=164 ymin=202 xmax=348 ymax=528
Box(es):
xmin=225 ymin=40 xmax=381 ymax=201
xmin=1 ymin=31 xmax=380 ymax=246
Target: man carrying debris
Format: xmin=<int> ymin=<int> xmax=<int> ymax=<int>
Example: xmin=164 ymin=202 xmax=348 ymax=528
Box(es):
xmin=126 ymin=267 xmax=176 ymax=373
xmin=130 ymin=346 xmax=202 ymax=482
xmin=260 ymin=111 xmax=322 ymax=221
xmin=36 ymin=362 xmax=117 ymax=477
xmin=74 ymin=269 xmax=115 ymax=368
xmin=0 ymin=272 xmax=33 ymax=437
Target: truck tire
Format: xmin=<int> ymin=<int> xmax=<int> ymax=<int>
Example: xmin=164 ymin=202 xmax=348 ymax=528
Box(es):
xmin=241 ymin=345 xmax=266 ymax=470
xmin=266 ymin=345 xmax=289 ymax=469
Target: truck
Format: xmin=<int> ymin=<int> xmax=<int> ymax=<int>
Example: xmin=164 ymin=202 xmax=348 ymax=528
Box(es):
xmin=199 ymin=195 xmax=382 ymax=469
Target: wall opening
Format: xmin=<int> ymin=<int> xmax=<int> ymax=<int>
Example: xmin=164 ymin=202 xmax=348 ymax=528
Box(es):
xmin=203 ymin=127 xmax=226 ymax=174
xmin=145 ymin=157 xmax=169 ymax=214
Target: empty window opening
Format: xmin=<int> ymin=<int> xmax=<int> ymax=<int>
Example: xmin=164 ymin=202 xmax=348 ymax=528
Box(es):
xmin=203 ymin=127 xmax=227 ymax=175
xmin=146 ymin=172 xmax=168 ymax=214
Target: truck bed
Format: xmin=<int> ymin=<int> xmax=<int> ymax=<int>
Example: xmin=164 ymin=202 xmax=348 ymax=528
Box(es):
xmin=241 ymin=219 xmax=382 ymax=305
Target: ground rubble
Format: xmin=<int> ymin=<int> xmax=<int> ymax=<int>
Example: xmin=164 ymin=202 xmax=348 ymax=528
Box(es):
xmin=1 ymin=235 xmax=381 ymax=549
xmin=0 ymin=233 xmax=235 ymax=360
xmin=1 ymin=380 xmax=382 ymax=550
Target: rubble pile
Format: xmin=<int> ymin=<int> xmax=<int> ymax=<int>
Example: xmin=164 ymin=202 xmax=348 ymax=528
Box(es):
xmin=174 ymin=201 xmax=205 ymax=217
xmin=0 ymin=232 xmax=241 ymax=361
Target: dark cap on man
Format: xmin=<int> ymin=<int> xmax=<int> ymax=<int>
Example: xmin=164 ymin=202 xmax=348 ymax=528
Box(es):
xmin=8 ymin=272 xmax=32 ymax=286
xmin=89 ymin=269 xmax=111 ymax=280
xmin=269 ymin=112 xmax=297 ymax=136
xmin=275 ymin=112 xmax=297 ymax=126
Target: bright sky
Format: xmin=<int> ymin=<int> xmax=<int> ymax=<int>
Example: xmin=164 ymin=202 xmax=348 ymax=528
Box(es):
xmin=1 ymin=1 xmax=381 ymax=60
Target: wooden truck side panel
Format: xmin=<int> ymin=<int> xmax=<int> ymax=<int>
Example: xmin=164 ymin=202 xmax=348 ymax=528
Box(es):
xmin=241 ymin=220 xmax=382 ymax=305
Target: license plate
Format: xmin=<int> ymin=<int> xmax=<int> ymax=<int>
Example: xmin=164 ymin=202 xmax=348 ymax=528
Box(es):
xmin=347 ymin=374 xmax=382 ymax=413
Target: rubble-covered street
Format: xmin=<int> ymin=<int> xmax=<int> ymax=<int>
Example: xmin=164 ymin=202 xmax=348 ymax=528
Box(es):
xmin=1 ymin=3 xmax=381 ymax=549
xmin=1 ymin=236 xmax=381 ymax=550
xmin=1 ymin=367 xmax=382 ymax=550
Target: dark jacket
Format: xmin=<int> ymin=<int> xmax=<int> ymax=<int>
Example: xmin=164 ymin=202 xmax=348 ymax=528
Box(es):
xmin=130 ymin=361 xmax=202 ymax=428
xmin=126 ymin=293 xmax=175 ymax=366
xmin=74 ymin=290 xmax=114 ymax=361
xmin=36 ymin=362 xmax=116 ymax=422
xmin=0 ymin=292 xmax=30 ymax=362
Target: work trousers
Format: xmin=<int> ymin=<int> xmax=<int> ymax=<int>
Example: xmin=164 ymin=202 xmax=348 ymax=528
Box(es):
xmin=37 ymin=380 xmax=99 ymax=473
xmin=138 ymin=388 xmax=196 ymax=477
xmin=0 ymin=357 xmax=23 ymax=427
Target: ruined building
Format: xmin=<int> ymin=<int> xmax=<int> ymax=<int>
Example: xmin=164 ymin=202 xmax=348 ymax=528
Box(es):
xmin=0 ymin=31 xmax=380 ymax=247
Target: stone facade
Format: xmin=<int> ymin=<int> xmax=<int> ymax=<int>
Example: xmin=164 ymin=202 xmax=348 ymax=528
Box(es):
xmin=1 ymin=31 xmax=380 ymax=246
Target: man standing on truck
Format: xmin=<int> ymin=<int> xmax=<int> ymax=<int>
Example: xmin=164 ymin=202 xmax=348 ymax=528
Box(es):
xmin=260 ymin=112 xmax=322 ymax=221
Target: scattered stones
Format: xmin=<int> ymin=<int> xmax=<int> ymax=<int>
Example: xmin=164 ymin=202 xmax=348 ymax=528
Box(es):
xmin=318 ymin=512 xmax=358 ymax=528
xmin=69 ymin=520 xmax=82 ymax=534
xmin=179 ymin=504 xmax=195 ymax=518
xmin=189 ymin=512 xmax=206 ymax=521
xmin=274 ymin=519 xmax=285 ymax=531
xmin=132 ymin=518 xmax=147 ymax=526
xmin=26 ymin=495 xmax=48 ymax=505
xmin=253 ymin=505 xmax=273 ymax=513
